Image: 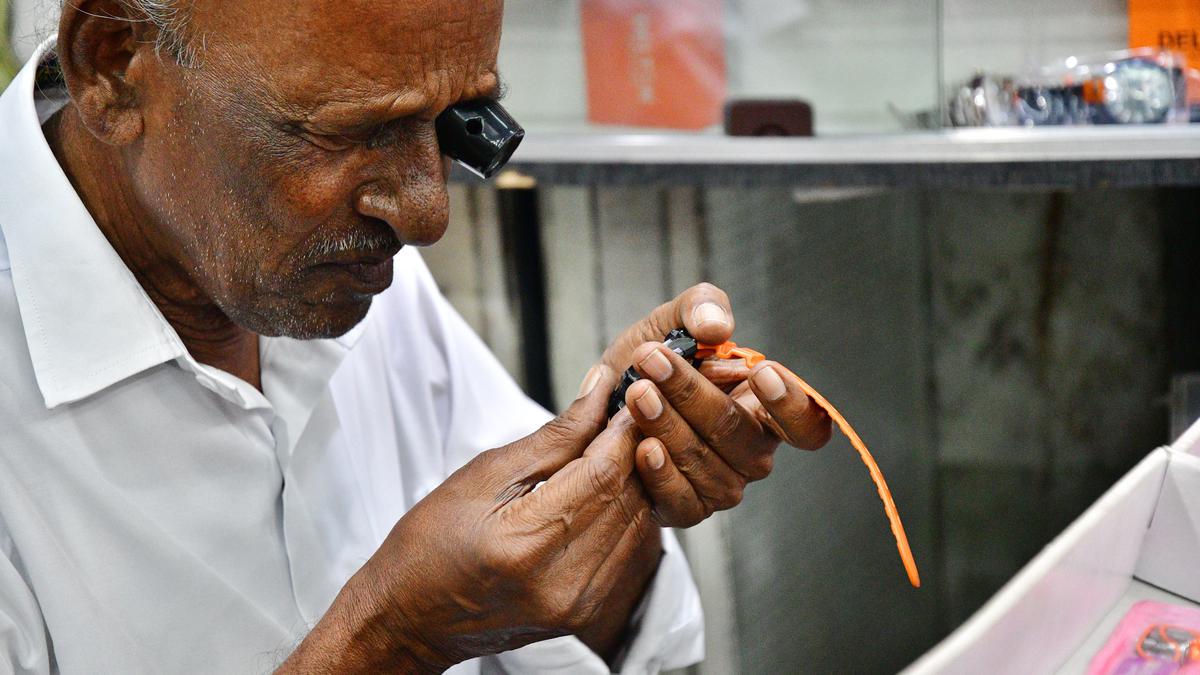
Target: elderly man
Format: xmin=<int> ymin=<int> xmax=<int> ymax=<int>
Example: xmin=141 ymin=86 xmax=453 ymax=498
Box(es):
xmin=0 ymin=1 xmax=832 ymax=673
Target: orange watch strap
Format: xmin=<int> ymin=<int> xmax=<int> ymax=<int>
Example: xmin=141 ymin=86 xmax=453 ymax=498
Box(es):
xmin=697 ymin=340 xmax=921 ymax=588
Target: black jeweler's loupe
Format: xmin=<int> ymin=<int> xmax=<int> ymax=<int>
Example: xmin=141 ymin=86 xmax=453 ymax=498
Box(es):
xmin=436 ymin=99 xmax=525 ymax=180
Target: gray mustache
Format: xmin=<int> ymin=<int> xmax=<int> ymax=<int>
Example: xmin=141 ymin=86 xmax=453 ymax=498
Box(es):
xmin=305 ymin=229 xmax=400 ymax=261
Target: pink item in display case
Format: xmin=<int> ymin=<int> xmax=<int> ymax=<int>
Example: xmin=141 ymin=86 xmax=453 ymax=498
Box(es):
xmin=1089 ymin=601 xmax=1200 ymax=674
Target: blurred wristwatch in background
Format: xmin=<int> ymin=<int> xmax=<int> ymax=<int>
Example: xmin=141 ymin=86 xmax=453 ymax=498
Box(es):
xmin=947 ymin=49 xmax=1197 ymax=128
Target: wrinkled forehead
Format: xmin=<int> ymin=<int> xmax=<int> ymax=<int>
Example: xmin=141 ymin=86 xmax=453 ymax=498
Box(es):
xmin=194 ymin=0 xmax=505 ymax=113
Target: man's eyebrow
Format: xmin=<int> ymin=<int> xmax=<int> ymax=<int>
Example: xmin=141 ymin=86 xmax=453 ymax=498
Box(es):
xmin=489 ymin=73 xmax=509 ymax=101
xmin=300 ymin=71 xmax=508 ymax=128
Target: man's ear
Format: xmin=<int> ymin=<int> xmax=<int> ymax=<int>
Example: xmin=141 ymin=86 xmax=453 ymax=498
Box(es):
xmin=57 ymin=0 xmax=156 ymax=146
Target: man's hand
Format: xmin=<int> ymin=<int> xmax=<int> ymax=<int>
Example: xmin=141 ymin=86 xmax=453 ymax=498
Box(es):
xmin=605 ymin=284 xmax=835 ymax=528
xmin=597 ymin=283 xmax=739 ymax=376
xmin=278 ymin=367 xmax=659 ymax=674
xmin=280 ymin=282 xmax=832 ymax=674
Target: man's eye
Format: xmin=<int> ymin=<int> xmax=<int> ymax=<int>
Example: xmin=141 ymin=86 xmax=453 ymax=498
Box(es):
xmin=301 ymin=132 xmax=356 ymax=152
xmin=281 ymin=123 xmax=358 ymax=152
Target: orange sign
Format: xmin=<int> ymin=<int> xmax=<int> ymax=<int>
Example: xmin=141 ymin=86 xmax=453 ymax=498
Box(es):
xmin=1130 ymin=0 xmax=1200 ymax=69
xmin=581 ymin=0 xmax=727 ymax=130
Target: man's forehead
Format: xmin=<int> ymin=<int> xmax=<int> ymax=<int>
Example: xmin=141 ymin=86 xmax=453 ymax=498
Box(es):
xmin=198 ymin=0 xmax=504 ymax=113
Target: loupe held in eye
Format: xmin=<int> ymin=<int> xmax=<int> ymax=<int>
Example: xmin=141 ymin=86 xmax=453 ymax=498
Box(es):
xmin=436 ymin=99 xmax=525 ymax=180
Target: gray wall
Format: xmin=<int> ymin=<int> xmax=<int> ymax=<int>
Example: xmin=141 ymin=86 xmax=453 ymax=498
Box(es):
xmin=425 ymin=184 xmax=1168 ymax=674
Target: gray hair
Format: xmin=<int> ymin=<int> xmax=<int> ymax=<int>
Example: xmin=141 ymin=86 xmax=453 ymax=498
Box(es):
xmin=63 ymin=0 xmax=201 ymax=67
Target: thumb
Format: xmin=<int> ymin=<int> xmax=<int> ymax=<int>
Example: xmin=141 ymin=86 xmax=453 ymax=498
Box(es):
xmin=600 ymin=283 xmax=735 ymax=372
xmin=508 ymin=364 xmax=619 ymax=482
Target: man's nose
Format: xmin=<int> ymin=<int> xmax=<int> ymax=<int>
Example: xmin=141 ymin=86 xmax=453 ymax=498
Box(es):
xmin=353 ymin=152 xmax=450 ymax=247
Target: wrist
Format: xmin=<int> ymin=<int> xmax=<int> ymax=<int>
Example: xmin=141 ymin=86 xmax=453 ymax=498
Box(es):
xmin=279 ymin=568 xmax=448 ymax=674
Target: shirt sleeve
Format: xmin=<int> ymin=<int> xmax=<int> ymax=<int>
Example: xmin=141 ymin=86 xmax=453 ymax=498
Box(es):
xmin=0 ymin=533 xmax=50 ymax=675
xmin=410 ymin=253 xmax=705 ymax=673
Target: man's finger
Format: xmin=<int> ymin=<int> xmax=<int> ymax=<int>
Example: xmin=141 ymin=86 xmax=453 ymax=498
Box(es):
xmin=697 ymin=358 xmax=752 ymax=393
xmin=512 ymin=412 xmax=642 ymax=539
xmin=507 ymin=364 xmax=619 ymax=482
xmin=600 ymin=283 xmax=735 ymax=371
xmin=625 ymin=379 xmax=750 ymax=507
xmin=744 ymin=362 xmax=833 ymax=451
xmin=676 ymin=282 xmax=736 ymax=346
xmin=630 ymin=343 xmax=777 ymax=477
xmin=634 ymin=437 xmax=709 ymax=527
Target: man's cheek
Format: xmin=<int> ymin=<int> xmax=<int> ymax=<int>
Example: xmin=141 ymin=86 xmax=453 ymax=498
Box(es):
xmin=268 ymin=163 xmax=359 ymax=222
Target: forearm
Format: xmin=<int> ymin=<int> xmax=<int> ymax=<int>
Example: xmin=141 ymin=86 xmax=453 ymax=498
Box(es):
xmin=576 ymin=526 xmax=664 ymax=664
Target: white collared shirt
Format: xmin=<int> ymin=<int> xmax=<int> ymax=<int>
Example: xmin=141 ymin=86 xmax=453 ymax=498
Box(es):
xmin=0 ymin=40 xmax=703 ymax=675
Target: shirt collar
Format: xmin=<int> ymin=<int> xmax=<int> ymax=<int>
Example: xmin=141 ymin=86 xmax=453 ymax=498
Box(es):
xmin=0 ymin=40 xmax=366 ymax=411
xmin=0 ymin=39 xmax=189 ymax=408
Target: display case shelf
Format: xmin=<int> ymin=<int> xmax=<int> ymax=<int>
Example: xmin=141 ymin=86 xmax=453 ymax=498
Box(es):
xmin=489 ymin=126 xmax=1200 ymax=189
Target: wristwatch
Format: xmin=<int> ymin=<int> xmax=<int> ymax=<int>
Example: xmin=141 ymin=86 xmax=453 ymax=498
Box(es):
xmin=1085 ymin=58 xmax=1179 ymax=124
xmin=948 ymin=49 xmax=1189 ymax=127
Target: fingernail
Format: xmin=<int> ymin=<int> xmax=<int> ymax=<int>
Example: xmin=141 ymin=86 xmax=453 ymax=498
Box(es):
xmin=635 ymin=388 xmax=664 ymax=420
xmin=646 ymin=442 xmax=666 ymax=470
xmin=753 ymin=366 xmax=787 ymax=402
xmin=576 ymin=365 xmax=604 ymax=399
xmin=638 ymin=350 xmax=673 ymax=382
xmin=692 ymin=302 xmax=730 ymax=329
